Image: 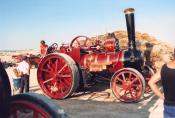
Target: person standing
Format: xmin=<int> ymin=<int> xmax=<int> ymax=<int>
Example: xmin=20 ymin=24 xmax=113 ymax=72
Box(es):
xmin=40 ymin=40 xmax=48 ymax=58
xmin=148 ymin=48 xmax=175 ymax=118
xmin=12 ymin=67 xmax=22 ymax=94
xmin=17 ymin=56 xmax=30 ymax=93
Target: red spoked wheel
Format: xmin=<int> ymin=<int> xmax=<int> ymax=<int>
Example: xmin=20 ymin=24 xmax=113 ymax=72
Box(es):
xmin=142 ymin=65 xmax=154 ymax=93
xmin=70 ymin=36 xmax=91 ymax=48
xmin=110 ymin=68 xmax=146 ymax=102
xmin=37 ymin=53 xmax=80 ymax=99
xmin=9 ymin=93 xmax=65 ymax=118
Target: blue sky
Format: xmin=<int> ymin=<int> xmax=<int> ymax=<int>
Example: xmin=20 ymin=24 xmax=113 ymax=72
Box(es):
xmin=0 ymin=0 xmax=175 ymax=50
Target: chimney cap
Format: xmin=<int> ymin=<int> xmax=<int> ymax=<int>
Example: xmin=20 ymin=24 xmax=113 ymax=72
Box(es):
xmin=124 ymin=8 xmax=135 ymax=14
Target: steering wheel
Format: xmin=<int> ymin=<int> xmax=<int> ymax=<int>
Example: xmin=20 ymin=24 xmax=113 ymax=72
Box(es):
xmin=70 ymin=36 xmax=91 ymax=48
xmin=47 ymin=43 xmax=58 ymax=54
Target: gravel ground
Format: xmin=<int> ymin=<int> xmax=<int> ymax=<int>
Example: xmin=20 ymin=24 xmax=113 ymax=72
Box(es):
xmin=54 ymin=93 xmax=163 ymax=118
xmin=54 ymin=99 xmax=162 ymax=118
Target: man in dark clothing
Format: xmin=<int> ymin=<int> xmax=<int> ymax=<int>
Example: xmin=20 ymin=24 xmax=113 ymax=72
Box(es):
xmin=149 ymin=48 xmax=175 ymax=117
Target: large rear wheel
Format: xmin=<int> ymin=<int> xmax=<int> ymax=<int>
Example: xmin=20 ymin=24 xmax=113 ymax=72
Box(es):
xmin=37 ymin=53 xmax=79 ymax=99
xmin=110 ymin=68 xmax=145 ymax=102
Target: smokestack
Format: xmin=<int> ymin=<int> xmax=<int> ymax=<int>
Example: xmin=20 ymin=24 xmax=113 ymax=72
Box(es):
xmin=124 ymin=8 xmax=136 ymax=50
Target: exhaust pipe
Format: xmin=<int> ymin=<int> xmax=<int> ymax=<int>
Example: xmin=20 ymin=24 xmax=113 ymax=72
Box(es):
xmin=124 ymin=8 xmax=136 ymax=50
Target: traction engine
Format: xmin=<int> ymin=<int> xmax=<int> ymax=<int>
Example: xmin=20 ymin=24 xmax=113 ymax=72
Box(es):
xmin=37 ymin=8 xmax=154 ymax=102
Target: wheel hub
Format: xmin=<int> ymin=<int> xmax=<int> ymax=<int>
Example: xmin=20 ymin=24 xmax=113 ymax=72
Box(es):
xmin=50 ymin=86 xmax=58 ymax=92
xmin=123 ymin=81 xmax=132 ymax=90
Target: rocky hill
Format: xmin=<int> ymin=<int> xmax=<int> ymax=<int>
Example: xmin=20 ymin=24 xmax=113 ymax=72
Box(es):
xmin=91 ymin=31 xmax=174 ymax=70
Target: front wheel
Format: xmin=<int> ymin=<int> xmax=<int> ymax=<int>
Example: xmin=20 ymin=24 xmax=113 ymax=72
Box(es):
xmin=110 ymin=68 xmax=145 ymax=102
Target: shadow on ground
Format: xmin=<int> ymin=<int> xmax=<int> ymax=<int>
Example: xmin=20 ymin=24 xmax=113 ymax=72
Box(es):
xmin=54 ymin=80 xmax=162 ymax=118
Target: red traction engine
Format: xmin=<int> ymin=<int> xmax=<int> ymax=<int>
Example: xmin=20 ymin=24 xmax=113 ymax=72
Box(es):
xmin=37 ymin=8 xmax=154 ymax=102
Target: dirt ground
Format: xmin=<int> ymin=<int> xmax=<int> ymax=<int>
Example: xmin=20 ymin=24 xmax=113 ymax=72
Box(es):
xmin=6 ymin=67 xmax=163 ymax=118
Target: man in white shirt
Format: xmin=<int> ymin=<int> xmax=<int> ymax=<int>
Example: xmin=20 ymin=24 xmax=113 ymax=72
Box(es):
xmin=17 ymin=56 xmax=30 ymax=93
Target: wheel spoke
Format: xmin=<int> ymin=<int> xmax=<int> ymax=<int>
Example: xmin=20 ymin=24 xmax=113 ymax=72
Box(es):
xmin=55 ymin=80 xmax=65 ymax=94
xmin=63 ymin=78 xmax=71 ymax=87
xmin=136 ymin=85 xmax=142 ymax=91
xmin=61 ymin=80 xmax=70 ymax=90
xmin=131 ymin=83 xmax=138 ymax=87
xmin=121 ymin=73 xmax=126 ymax=82
xmin=131 ymin=76 xmax=139 ymax=84
xmin=59 ymin=74 xmax=71 ymax=78
xmin=128 ymin=72 xmax=132 ymax=81
xmin=117 ymin=77 xmax=124 ymax=83
xmin=47 ymin=60 xmax=54 ymax=72
xmin=55 ymin=82 xmax=61 ymax=92
xmin=40 ymin=68 xmax=52 ymax=73
xmin=76 ymin=40 xmax=81 ymax=46
xmin=55 ymin=59 xmax=59 ymax=72
xmin=57 ymin=63 xmax=68 ymax=74
xmin=71 ymin=36 xmax=89 ymax=48
xmin=59 ymin=84 xmax=64 ymax=94
xmin=122 ymin=90 xmax=128 ymax=99
xmin=43 ymin=77 xmax=54 ymax=84
xmin=129 ymin=90 xmax=136 ymax=100
xmin=83 ymin=39 xmax=87 ymax=46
